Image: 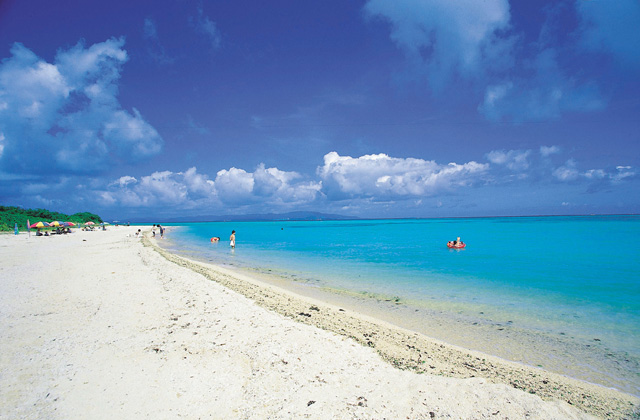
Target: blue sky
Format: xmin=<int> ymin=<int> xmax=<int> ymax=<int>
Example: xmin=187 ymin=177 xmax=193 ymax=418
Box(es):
xmin=0 ymin=0 xmax=638 ymax=220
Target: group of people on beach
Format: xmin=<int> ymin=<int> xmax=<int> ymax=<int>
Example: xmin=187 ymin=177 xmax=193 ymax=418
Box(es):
xmin=151 ymin=224 xmax=164 ymax=238
xmin=35 ymin=227 xmax=72 ymax=236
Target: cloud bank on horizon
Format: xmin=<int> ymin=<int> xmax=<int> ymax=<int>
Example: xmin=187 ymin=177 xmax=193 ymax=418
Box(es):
xmin=0 ymin=0 xmax=638 ymax=219
xmin=47 ymin=147 xmax=638 ymax=218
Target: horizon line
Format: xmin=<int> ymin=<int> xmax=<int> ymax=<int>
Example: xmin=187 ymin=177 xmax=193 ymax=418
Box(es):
xmin=125 ymin=212 xmax=640 ymax=224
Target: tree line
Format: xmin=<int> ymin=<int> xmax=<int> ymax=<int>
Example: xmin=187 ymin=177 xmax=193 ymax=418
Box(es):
xmin=0 ymin=206 xmax=103 ymax=232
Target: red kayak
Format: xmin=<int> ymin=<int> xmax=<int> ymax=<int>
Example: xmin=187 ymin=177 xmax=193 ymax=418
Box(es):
xmin=447 ymin=242 xmax=466 ymax=249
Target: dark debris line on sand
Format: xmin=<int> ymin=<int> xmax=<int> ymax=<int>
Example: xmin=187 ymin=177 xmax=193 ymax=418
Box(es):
xmin=142 ymin=234 xmax=639 ymax=420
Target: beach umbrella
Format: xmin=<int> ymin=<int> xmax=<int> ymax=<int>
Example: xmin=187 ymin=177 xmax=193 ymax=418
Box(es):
xmin=85 ymin=221 xmax=95 ymax=225
xmin=63 ymin=222 xmax=76 ymax=227
xmin=49 ymin=221 xmax=64 ymax=227
xmin=100 ymin=222 xmax=110 ymax=226
xmin=30 ymin=221 xmax=50 ymax=228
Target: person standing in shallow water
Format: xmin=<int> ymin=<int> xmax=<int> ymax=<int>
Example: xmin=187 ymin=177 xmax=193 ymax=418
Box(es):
xmin=229 ymin=230 xmax=236 ymax=248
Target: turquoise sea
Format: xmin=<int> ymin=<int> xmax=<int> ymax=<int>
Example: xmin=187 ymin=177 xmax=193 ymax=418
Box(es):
xmin=159 ymin=215 xmax=640 ymax=395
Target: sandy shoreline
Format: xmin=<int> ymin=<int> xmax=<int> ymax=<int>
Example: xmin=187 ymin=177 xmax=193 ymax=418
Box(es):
xmin=160 ymin=227 xmax=639 ymax=396
xmin=1 ymin=228 xmax=637 ymax=419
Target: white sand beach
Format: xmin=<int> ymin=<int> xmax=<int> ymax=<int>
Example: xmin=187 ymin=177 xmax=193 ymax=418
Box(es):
xmin=1 ymin=227 xmax=637 ymax=419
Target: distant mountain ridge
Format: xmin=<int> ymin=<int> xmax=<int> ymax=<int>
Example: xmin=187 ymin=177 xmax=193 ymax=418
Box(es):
xmin=160 ymin=211 xmax=357 ymax=223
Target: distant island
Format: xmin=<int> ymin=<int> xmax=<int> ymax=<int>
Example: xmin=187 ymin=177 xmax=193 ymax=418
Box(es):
xmin=159 ymin=211 xmax=358 ymax=223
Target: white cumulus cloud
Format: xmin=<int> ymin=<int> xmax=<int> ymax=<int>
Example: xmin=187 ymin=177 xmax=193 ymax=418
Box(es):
xmin=98 ymin=164 xmax=322 ymax=210
xmin=318 ymin=151 xmax=488 ymax=200
xmin=113 ymin=175 xmax=137 ymax=188
xmin=214 ymin=164 xmax=322 ymax=206
xmin=0 ymin=38 xmax=162 ymax=175
xmin=214 ymin=167 xmax=256 ymax=204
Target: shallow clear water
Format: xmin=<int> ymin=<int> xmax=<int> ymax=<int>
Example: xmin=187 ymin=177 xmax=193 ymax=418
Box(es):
xmin=159 ymin=215 xmax=640 ymax=394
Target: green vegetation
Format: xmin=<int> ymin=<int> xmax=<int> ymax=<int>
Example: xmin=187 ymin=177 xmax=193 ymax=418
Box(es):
xmin=0 ymin=206 xmax=103 ymax=232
